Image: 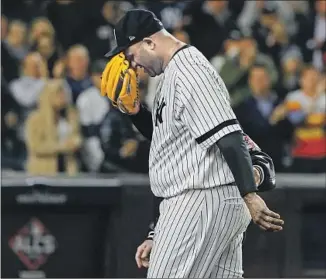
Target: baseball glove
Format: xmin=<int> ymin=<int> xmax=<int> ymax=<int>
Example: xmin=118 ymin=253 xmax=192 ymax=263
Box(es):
xmin=100 ymin=52 xmax=140 ymax=114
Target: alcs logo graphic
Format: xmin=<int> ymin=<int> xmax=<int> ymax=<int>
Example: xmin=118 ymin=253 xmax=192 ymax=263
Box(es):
xmin=8 ymin=218 xmax=57 ymax=270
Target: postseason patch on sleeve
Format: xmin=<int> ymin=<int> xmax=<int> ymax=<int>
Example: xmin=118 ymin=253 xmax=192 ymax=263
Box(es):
xmin=243 ymin=134 xmax=260 ymax=152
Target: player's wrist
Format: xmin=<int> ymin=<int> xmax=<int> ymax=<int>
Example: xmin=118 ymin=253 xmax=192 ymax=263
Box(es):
xmin=243 ymin=192 xmax=258 ymax=203
xmin=146 ymin=230 xmax=155 ymax=240
xmin=129 ymin=103 xmax=145 ymax=116
xmin=253 ymin=165 xmax=264 ymax=186
xmin=146 ymin=221 xmax=155 ymax=240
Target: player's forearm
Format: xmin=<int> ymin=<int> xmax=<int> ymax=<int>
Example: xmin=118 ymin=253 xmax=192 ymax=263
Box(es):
xmin=129 ymin=105 xmax=153 ymax=140
xmin=216 ymin=131 xmax=257 ymax=197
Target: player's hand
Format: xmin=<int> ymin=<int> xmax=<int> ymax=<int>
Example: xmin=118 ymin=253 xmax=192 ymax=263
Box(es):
xmin=135 ymin=239 xmax=153 ymax=269
xmin=244 ymin=192 xmax=284 ymax=232
xmin=253 ymin=166 xmax=262 ymax=186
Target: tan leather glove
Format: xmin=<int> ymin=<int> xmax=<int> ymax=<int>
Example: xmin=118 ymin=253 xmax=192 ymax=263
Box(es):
xmin=101 ymin=52 xmax=140 ymax=115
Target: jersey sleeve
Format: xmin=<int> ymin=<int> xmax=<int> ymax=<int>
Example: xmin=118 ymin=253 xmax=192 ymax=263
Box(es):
xmin=176 ymin=61 xmax=242 ymax=150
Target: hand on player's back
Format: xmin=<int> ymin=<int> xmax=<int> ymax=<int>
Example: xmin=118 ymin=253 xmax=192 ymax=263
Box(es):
xmin=135 ymin=239 xmax=153 ymax=269
xmin=244 ymin=193 xmax=284 ymax=232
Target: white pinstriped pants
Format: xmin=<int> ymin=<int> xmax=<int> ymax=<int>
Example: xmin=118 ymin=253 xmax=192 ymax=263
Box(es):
xmin=147 ymin=185 xmax=252 ymax=278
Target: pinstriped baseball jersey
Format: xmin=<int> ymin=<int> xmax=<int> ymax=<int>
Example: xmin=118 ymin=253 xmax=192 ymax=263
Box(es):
xmin=149 ymin=46 xmax=242 ymax=198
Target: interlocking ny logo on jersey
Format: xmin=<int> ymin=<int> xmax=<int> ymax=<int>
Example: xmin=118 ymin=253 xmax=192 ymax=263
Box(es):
xmin=155 ymin=97 xmax=166 ymax=126
xmin=9 ymin=218 xmax=57 ymax=270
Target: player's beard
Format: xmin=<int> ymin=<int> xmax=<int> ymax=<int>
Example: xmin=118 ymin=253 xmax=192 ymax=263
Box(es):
xmin=143 ymin=66 xmax=156 ymax=77
xmin=147 ymin=69 xmax=156 ymax=77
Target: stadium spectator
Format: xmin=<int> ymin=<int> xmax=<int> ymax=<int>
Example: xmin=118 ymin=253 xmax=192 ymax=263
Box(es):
xmin=64 ymin=44 xmax=92 ymax=103
xmin=295 ymin=0 xmax=326 ymax=72
xmin=1 ymin=73 xmax=25 ymax=170
xmin=99 ymin=106 xmax=150 ymax=174
xmin=277 ymin=46 xmax=303 ymax=99
xmin=237 ymin=1 xmax=308 ymax=37
xmin=25 ymin=79 xmax=82 ymax=176
xmin=34 ymin=34 xmax=61 ymax=78
xmin=182 ymin=0 xmax=237 ymax=60
xmin=140 ymin=0 xmax=186 ymax=33
xmin=28 ymin=17 xmax=56 ymax=48
xmin=1 ymin=15 xmax=20 ymax=82
xmin=234 ymin=64 xmax=288 ymax=171
xmin=210 ymin=28 xmax=244 ymax=72
xmin=81 ymin=1 xmax=123 ymax=61
xmin=270 ymin=66 xmax=326 ymax=172
xmin=1 ymin=0 xmax=325 ymax=176
xmin=1 ymin=0 xmax=48 ymax=23
xmin=45 ymin=0 xmax=89 ymax=51
xmin=3 ymin=20 xmax=29 ymax=61
xmin=76 ymin=60 xmax=109 ymax=172
xmin=251 ymin=6 xmax=290 ymax=69
xmin=9 ymin=52 xmax=48 ymax=144
xmin=219 ymin=33 xmax=278 ymax=103
xmin=76 ymin=60 xmax=149 ymax=173
xmin=1 ymin=14 xmax=8 ymax=39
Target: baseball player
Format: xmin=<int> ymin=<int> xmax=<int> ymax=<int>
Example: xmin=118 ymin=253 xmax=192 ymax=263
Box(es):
xmin=100 ymin=9 xmax=284 ymax=278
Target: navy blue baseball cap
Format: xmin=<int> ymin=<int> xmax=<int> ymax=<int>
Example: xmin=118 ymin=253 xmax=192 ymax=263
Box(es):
xmin=105 ymin=9 xmax=164 ymax=59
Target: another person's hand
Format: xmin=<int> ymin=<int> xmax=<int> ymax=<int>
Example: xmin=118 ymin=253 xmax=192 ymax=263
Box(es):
xmin=60 ymin=137 xmax=82 ymax=153
xmin=269 ymin=104 xmax=287 ymax=124
xmin=53 ymin=58 xmax=66 ymax=78
xmin=239 ymin=49 xmax=255 ymax=69
xmin=244 ymin=192 xmax=284 ymax=232
xmin=4 ymin=111 xmax=18 ymax=128
xmin=120 ymin=139 xmax=139 ymax=158
xmin=39 ymin=58 xmax=49 ymax=78
xmin=271 ymin=21 xmax=288 ymax=44
xmin=135 ymin=239 xmax=153 ymax=269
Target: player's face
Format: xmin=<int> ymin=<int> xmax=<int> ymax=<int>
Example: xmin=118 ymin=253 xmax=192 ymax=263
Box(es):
xmin=125 ymin=40 xmax=162 ymax=77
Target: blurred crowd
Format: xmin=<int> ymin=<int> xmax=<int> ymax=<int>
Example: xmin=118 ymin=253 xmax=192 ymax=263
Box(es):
xmin=1 ymin=0 xmax=326 ymax=176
